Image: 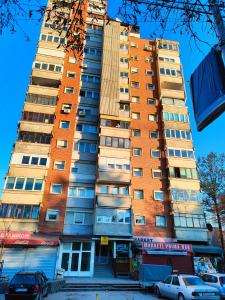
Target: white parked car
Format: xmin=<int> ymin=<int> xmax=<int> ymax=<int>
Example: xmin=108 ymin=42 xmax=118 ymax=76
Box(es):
xmin=155 ymin=274 xmax=220 ymax=300
xmin=201 ymin=273 xmax=225 ymax=299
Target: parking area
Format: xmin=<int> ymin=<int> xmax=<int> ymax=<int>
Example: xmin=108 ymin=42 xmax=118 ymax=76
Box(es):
xmin=0 ymin=291 xmax=159 ymax=300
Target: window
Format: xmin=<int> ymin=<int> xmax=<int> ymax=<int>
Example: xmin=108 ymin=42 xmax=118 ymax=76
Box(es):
xmin=174 ymin=214 xmax=206 ymax=228
xmin=97 ymin=211 xmax=130 ymax=224
xmin=131 ymin=81 xmax=139 ymax=88
xmin=21 ymin=155 xmax=47 ymax=166
xmin=132 ymin=96 xmax=140 ymax=103
xmin=154 ymin=191 xmax=164 ymax=201
xmin=74 ymin=212 xmax=85 ymax=224
xmin=158 ymin=42 xmax=178 ymax=51
xmin=148 ymin=114 xmax=158 ymax=121
xmin=133 ymin=148 xmax=142 ymax=156
xmin=171 ymin=189 xmax=200 ymax=202
xmin=132 ymin=129 xmax=141 ymax=136
xmin=60 ymin=121 xmax=70 ymax=129
xmin=46 ymin=209 xmax=59 ymax=221
xmin=5 ymin=177 xmax=43 ymax=191
xmin=51 ymin=184 xmax=63 ymax=194
xmin=64 ymin=87 xmax=74 ymax=94
xmin=147 ymin=98 xmax=156 ymax=105
xmin=147 ymin=84 xmax=155 ymax=90
xmin=81 ymin=74 xmax=100 ymax=84
xmin=160 ymin=68 xmax=182 ymax=77
xmin=34 ymin=61 xmax=62 ymax=73
xmin=54 ymin=161 xmax=65 ymax=170
xmin=146 ymin=69 xmax=154 ymax=76
xmin=135 ymin=215 xmax=145 ymax=225
xmin=22 ymin=111 xmax=54 ymax=124
xmin=159 ymin=56 xmax=176 ymax=63
xmin=57 ymin=140 xmax=68 ymax=148
xmin=41 ymin=33 xmax=65 ymax=44
xmin=74 ymin=141 xmax=97 ymax=153
xmin=150 ymin=131 xmax=158 ymax=139
xmin=120 ymin=72 xmax=129 ymax=77
xmin=134 ymin=190 xmax=144 ymax=199
xmin=120 ymin=87 xmax=129 ymax=93
xmin=133 ymin=168 xmax=143 ymax=177
xmin=167 ymin=148 xmax=195 ymax=159
xmin=26 ymin=94 xmax=57 ymax=106
xmin=131 ymin=67 xmax=139 ymax=74
xmin=68 ymin=57 xmax=77 ymax=64
xmin=100 ymin=136 xmax=130 ymax=149
xmin=67 ymin=71 xmax=76 ymax=78
xmin=130 ymin=42 xmax=137 ymax=48
xmin=151 ymin=150 xmax=160 ymax=158
xmin=165 ymin=129 xmax=192 ymax=140
xmin=0 ymin=204 xmax=39 ymax=219
xmin=119 ymin=103 xmax=130 ymax=111
xmin=156 ymin=215 xmax=166 ymax=227
xmin=18 ymin=132 xmax=51 ymax=144
xmin=120 ymin=57 xmax=128 ymax=63
xmin=163 ymin=112 xmax=189 ymax=123
xmin=132 ymin=112 xmax=140 ymax=120
xmin=99 ymin=186 xmax=109 ymax=194
xmin=68 ymin=187 xmax=95 ymax=198
xmin=145 ymin=56 xmax=153 ymax=62
xmin=76 ymin=124 xmax=98 ymax=133
xmin=152 ymin=170 xmax=162 ymax=178
xmin=169 ymin=167 xmax=198 ymax=180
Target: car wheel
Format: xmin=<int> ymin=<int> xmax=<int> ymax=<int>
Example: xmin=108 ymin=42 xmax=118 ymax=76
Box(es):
xmin=155 ymin=286 xmax=161 ymax=298
xmin=178 ymin=293 xmax=185 ymax=300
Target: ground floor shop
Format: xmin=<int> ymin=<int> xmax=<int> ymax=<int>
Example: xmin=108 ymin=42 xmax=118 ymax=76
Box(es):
xmin=58 ymin=237 xmax=133 ymax=277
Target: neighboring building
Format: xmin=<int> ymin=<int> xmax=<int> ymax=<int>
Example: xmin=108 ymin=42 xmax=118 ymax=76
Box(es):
xmin=0 ymin=0 xmax=220 ymax=279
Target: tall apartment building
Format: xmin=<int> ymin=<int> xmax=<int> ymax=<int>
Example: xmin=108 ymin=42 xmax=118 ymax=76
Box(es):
xmin=0 ymin=0 xmax=214 ymax=279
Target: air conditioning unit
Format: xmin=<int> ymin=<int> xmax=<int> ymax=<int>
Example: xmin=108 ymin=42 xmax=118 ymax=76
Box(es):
xmin=81 ymin=64 xmax=87 ymax=69
xmin=78 ymin=111 xmax=86 ymax=116
xmin=62 ymin=108 xmax=71 ymax=114
xmin=144 ymin=45 xmax=152 ymax=51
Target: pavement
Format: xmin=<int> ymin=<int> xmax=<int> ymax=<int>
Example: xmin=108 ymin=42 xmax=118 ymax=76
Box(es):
xmin=0 ymin=291 xmax=159 ymax=300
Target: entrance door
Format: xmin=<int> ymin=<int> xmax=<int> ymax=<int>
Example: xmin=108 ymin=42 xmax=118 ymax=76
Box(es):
xmin=95 ymin=243 xmax=109 ymax=264
xmin=60 ymin=241 xmax=93 ymax=276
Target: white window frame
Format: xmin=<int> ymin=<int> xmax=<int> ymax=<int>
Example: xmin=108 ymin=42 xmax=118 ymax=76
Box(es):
xmin=57 ymin=140 xmax=68 ymax=148
xmin=64 ymin=87 xmax=74 ymax=94
xmin=135 ymin=215 xmax=146 ymax=225
xmin=46 ymin=209 xmax=59 ymax=221
xmin=67 ymin=71 xmax=76 ymax=78
xmin=59 ymin=121 xmax=70 ymax=129
xmin=132 ymin=112 xmax=140 ymax=120
xmin=148 ymin=114 xmax=158 ymax=121
xmin=50 ymin=184 xmax=63 ymax=194
xmin=54 ymin=161 xmax=65 ymax=170
xmin=147 ymin=84 xmax=155 ymax=90
xmin=154 ymin=191 xmax=164 ymax=201
xmin=156 ymin=215 xmax=167 ymax=227
xmin=152 ymin=169 xmax=162 ymax=178
xmin=133 ymin=148 xmax=142 ymax=156
xmin=151 ymin=150 xmax=160 ymax=158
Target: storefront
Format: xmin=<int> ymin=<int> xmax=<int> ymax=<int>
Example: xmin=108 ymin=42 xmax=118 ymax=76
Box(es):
xmin=58 ymin=239 xmax=95 ymax=277
xmin=133 ymin=237 xmax=194 ymax=275
xmin=0 ymin=231 xmax=59 ymax=279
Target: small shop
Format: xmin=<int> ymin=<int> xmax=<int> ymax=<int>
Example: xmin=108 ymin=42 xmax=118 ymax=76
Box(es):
xmin=132 ymin=237 xmax=194 ymax=275
xmin=192 ymin=245 xmax=224 ymax=274
xmin=0 ymin=231 xmax=59 ymax=279
xmin=58 ymin=238 xmax=95 ymax=277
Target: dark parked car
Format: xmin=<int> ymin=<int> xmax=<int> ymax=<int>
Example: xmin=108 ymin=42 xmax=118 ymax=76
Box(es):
xmin=5 ymin=271 xmax=48 ymax=300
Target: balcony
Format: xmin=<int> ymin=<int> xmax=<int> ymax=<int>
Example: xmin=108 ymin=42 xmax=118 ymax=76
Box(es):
xmin=160 ymin=81 xmax=185 ymax=99
xmin=19 ymin=121 xmax=53 ymax=134
xmin=169 ymin=178 xmax=200 ymax=190
xmin=100 ymin=127 xmax=130 ymax=139
xmin=28 ymin=85 xmax=58 ymax=97
xmin=97 ymin=170 xmax=130 ymax=184
xmin=31 ymin=69 xmax=61 ymax=88
xmin=96 ymin=195 xmax=131 ymax=208
xmin=24 ymin=102 xmax=56 ymax=115
xmin=0 ymin=219 xmax=38 ymax=232
xmin=14 ymin=141 xmax=50 ymax=155
xmin=175 ymin=228 xmax=208 ymax=242
xmin=26 ymin=93 xmax=57 ymax=106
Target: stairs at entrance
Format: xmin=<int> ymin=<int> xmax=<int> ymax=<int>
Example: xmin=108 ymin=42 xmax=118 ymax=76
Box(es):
xmin=61 ymin=282 xmax=144 ymax=292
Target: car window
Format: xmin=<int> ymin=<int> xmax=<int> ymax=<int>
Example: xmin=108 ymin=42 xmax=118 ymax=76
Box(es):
xmin=201 ymin=274 xmax=209 ymax=282
xmin=172 ymin=276 xmax=180 ymax=286
xmin=164 ymin=276 xmax=172 ymax=284
xmin=11 ymin=274 xmax=35 ymax=285
xmin=183 ymin=277 xmax=205 ymax=286
xmin=210 ymin=276 xmax=218 ymax=283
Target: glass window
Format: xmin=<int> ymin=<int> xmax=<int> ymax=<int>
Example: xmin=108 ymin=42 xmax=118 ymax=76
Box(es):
xmin=112 ymin=186 xmax=119 ymax=194
xmin=51 ymin=184 xmax=62 ymax=194
xmin=135 ymin=215 xmax=145 ymax=225
xmin=133 ymin=129 xmax=140 ymax=136
xmin=133 ymin=148 xmax=142 ymax=156
xmin=34 ymin=179 xmax=43 ymax=191
xmin=31 ymin=206 xmax=39 ymax=219
xmin=147 ymin=98 xmax=156 ymax=105
xmin=134 ymin=190 xmax=144 ymax=200
xmin=132 ymin=112 xmax=140 ymax=120
xmin=15 ymin=205 xmax=23 ymax=218
xmin=22 ymin=156 xmax=30 ymax=164
xmin=150 ymin=131 xmax=158 ymax=139
xmin=31 ymin=157 xmax=39 ymax=165
xmin=152 ymin=170 xmax=162 ymax=178
xmin=132 ymin=96 xmax=140 ymax=103
xmin=99 ymin=186 xmax=108 ymax=193
xmin=152 ymin=150 xmax=160 ymax=158
xmin=156 ymin=215 xmax=166 ymax=227
xmin=46 ymin=209 xmax=59 ymax=221
xmin=74 ymin=213 xmax=84 ymax=224
xmin=54 ymin=161 xmax=65 ymax=170
xmin=60 ymin=121 xmax=70 ymax=129
xmin=23 ymin=205 xmax=31 ymax=219
xmin=5 ymin=177 xmax=16 ymax=189
xmin=154 ymin=191 xmax=164 ymax=201
xmin=133 ymin=168 xmax=143 ymax=176
xmin=57 ymin=140 xmax=68 ymax=148
xmin=15 ymin=178 xmax=25 ymax=190
xmin=25 ymin=178 xmax=34 ymax=191
xmin=39 ymin=158 xmax=47 ymax=166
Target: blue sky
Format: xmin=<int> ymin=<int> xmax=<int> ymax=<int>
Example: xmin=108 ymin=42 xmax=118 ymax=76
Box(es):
xmin=0 ymin=1 xmax=224 ymax=196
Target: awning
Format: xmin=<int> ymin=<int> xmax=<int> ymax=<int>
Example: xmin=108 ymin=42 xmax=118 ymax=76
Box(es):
xmin=0 ymin=231 xmax=59 ymax=246
xmin=193 ymin=245 xmax=223 ymax=255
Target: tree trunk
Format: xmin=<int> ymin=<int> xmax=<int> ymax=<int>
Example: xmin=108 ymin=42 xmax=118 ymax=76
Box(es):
xmin=215 ymin=203 xmax=225 ymax=272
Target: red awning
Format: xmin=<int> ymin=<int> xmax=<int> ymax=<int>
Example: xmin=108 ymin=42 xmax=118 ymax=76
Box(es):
xmin=0 ymin=231 xmax=59 ymax=246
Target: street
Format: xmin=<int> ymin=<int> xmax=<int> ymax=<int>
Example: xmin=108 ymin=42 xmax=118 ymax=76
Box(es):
xmin=0 ymin=291 xmax=159 ymax=300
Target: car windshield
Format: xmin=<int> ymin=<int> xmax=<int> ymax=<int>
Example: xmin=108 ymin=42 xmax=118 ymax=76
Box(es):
xmin=11 ymin=274 xmax=35 ymax=285
xmin=183 ymin=277 xmax=205 ymax=286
